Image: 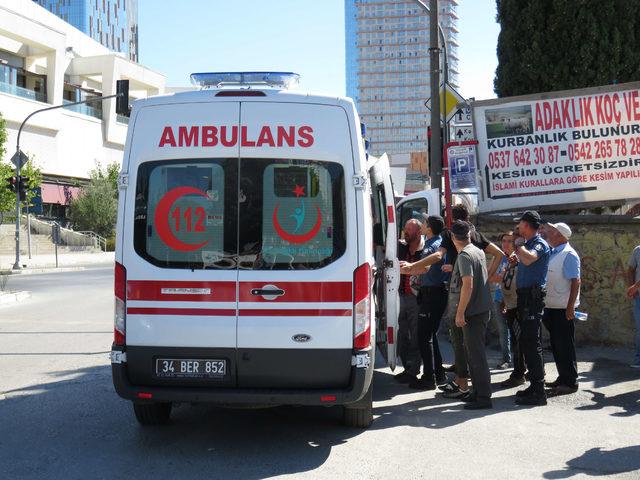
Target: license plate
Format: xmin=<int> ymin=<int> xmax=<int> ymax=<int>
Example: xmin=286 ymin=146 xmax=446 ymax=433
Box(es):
xmin=154 ymin=358 xmax=226 ymax=379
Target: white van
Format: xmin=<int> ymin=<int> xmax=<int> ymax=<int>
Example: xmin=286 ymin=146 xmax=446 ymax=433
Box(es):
xmin=111 ymin=72 xmax=403 ymax=428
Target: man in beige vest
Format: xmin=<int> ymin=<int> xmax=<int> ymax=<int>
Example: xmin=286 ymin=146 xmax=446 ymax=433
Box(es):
xmin=542 ymin=222 xmax=581 ymax=396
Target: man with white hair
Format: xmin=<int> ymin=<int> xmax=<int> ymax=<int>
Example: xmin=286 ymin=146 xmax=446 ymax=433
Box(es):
xmin=542 ymin=222 xmax=581 ymax=396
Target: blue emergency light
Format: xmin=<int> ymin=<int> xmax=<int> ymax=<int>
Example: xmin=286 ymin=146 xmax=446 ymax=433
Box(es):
xmin=190 ymin=71 xmax=300 ymax=89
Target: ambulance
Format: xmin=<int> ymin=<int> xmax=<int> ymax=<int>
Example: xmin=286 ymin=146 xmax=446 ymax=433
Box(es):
xmin=111 ymin=72 xmax=406 ymax=428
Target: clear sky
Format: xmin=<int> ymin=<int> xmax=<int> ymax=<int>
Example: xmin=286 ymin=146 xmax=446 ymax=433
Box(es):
xmin=139 ymin=0 xmax=499 ymax=100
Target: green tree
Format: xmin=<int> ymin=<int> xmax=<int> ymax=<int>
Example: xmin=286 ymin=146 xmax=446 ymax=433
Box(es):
xmin=0 ymin=112 xmax=43 ymax=215
xmin=494 ymin=0 xmax=640 ymax=97
xmin=89 ymin=161 xmax=119 ymax=194
xmin=67 ymin=164 xmax=118 ymax=238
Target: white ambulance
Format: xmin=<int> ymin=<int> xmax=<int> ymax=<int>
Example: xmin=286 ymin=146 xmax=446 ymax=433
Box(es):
xmin=111 ymin=72 xmax=407 ymax=428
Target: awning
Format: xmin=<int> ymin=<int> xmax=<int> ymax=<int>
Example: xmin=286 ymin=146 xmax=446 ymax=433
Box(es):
xmin=41 ymin=183 xmax=81 ymax=205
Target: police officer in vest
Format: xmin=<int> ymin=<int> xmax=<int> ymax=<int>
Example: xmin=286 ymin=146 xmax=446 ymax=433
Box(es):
xmin=542 ymin=222 xmax=581 ymax=395
xmin=513 ymin=211 xmax=551 ymax=406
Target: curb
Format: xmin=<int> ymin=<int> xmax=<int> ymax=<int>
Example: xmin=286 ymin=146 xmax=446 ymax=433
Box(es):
xmin=1 ymin=267 xmax=87 ymax=275
xmin=0 ymin=290 xmax=31 ymax=305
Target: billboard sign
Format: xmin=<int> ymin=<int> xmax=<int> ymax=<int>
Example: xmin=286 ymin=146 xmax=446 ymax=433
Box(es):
xmin=473 ymin=82 xmax=640 ymax=212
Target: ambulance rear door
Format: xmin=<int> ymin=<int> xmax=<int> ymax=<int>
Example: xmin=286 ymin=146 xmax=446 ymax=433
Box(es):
xmin=369 ymin=154 xmax=399 ymax=370
xmin=236 ymin=101 xmax=357 ymax=389
xmin=121 ymin=101 xmax=240 ymax=387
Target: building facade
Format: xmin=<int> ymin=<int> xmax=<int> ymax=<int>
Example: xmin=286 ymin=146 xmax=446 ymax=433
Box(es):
xmin=0 ymin=0 xmax=162 ymax=220
xmin=32 ymin=0 xmax=138 ymax=62
xmin=345 ymin=0 xmax=459 ymax=169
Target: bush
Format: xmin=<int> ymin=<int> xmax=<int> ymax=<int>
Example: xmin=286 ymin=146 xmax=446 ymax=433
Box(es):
xmin=68 ymin=177 xmax=117 ymax=238
xmin=106 ymin=237 xmax=116 ymax=251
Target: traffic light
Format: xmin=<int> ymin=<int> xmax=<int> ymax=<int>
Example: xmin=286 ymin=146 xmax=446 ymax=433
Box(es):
xmin=116 ymin=79 xmax=130 ymax=115
xmin=5 ymin=176 xmax=17 ymax=193
xmin=18 ymin=176 xmax=30 ymax=197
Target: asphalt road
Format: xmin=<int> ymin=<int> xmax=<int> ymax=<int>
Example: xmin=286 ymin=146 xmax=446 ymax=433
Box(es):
xmin=1 ymin=268 xmax=639 ymax=480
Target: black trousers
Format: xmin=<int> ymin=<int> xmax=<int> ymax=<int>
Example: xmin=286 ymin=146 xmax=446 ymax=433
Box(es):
xmin=418 ymin=285 xmax=448 ymax=380
xmin=505 ymin=307 xmax=526 ymax=379
xmin=517 ymin=287 xmax=546 ymax=394
xmin=543 ymin=308 xmax=578 ymax=386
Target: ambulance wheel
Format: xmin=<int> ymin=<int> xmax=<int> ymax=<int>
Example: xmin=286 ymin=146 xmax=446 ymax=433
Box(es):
xmin=343 ymin=384 xmax=373 ymax=428
xmin=133 ymin=401 xmax=172 ymax=425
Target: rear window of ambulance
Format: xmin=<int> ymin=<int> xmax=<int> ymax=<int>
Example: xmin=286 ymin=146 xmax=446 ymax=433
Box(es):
xmin=133 ymin=159 xmax=237 ymax=269
xmin=239 ymin=159 xmax=346 ymax=270
xmin=133 ymin=158 xmax=345 ymax=270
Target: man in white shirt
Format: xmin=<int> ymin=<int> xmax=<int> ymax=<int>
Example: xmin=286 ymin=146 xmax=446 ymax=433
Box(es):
xmin=542 ymin=222 xmax=581 ymax=395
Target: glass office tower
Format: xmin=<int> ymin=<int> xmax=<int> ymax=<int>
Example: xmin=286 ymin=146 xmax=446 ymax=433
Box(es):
xmin=345 ymin=0 xmax=459 ymax=157
xmin=33 ymin=0 xmax=139 ymax=62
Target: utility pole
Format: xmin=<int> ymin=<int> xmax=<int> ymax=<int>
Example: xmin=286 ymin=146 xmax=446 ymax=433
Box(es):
xmin=428 ymin=0 xmax=441 ymax=193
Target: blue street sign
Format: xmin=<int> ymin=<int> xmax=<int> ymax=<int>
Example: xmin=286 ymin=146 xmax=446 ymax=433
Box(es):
xmin=448 ymin=145 xmax=477 ymax=190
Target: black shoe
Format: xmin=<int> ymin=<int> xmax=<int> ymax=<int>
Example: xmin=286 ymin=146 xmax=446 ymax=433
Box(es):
xmin=435 ymin=372 xmax=448 ymax=385
xmin=444 ymin=364 xmax=456 ymax=373
xmin=515 ymin=385 xmax=534 ymax=398
xmin=515 ymin=393 xmax=547 ymax=406
xmin=408 ymin=377 xmax=436 ymax=390
xmin=460 ymin=392 xmax=477 ymax=403
xmin=545 ymin=377 xmax=562 ymax=388
xmin=501 ymin=376 xmax=525 ymax=388
xmin=464 ymin=399 xmax=493 ymax=410
xmin=547 ymin=384 xmax=578 ymax=397
xmin=394 ymin=371 xmax=416 ymax=384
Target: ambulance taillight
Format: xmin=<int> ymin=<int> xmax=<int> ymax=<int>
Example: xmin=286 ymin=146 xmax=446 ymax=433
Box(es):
xmin=114 ymin=262 xmax=126 ymax=346
xmin=353 ymin=263 xmax=372 ymax=350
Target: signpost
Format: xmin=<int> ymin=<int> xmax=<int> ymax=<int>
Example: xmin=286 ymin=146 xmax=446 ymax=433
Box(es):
xmin=449 ymin=124 xmax=474 ymax=142
xmin=11 ymin=150 xmax=28 ymax=170
xmin=443 ymin=140 xmax=479 ymax=226
xmin=447 ymin=143 xmax=478 ymax=191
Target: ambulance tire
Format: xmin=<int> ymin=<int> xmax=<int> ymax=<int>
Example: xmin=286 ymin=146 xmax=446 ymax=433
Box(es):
xmin=133 ymin=401 xmax=172 ymax=425
xmin=343 ymin=384 xmax=373 ymax=428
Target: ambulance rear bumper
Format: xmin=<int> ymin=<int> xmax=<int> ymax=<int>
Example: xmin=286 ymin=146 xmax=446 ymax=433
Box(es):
xmin=111 ymin=346 xmax=374 ymax=406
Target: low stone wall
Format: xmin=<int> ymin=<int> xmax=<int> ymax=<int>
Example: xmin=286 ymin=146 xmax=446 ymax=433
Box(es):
xmin=475 ymin=214 xmax=640 ymax=348
xmin=27 ymin=216 xmax=95 ymax=248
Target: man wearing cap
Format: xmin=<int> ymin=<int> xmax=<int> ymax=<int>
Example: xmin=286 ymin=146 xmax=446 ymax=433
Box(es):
xmin=513 ymin=210 xmax=551 ymax=406
xmin=410 ymin=214 xmax=449 ymax=390
xmin=542 ymin=222 xmax=581 ymax=395
xmin=448 ymin=220 xmax=493 ymax=409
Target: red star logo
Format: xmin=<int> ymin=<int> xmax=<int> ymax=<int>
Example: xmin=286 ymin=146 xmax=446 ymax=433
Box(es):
xmin=293 ymin=185 xmax=305 ymax=198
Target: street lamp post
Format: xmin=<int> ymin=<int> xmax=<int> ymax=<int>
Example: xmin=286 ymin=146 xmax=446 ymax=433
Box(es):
xmin=11 ymin=81 xmax=129 ymax=270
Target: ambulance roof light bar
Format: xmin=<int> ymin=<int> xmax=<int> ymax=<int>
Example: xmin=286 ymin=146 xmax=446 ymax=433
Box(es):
xmin=190 ymin=72 xmax=300 ymax=90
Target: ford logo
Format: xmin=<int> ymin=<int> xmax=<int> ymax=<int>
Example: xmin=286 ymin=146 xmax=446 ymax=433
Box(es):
xmin=292 ymin=334 xmax=312 ymax=343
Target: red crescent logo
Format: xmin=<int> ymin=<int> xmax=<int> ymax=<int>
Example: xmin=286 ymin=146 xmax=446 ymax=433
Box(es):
xmin=154 ymin=186 xmax=209 ymax=252
xmin=272 ymin=204 xmax=322 ymax=244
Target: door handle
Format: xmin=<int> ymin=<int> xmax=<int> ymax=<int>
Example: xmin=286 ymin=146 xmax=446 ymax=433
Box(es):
xmin=251 ymin=288 xmax=285 ymax=297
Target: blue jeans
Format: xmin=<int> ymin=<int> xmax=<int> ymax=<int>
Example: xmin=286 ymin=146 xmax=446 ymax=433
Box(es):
xmin=634 ymin=297 xmax=640 ymax=364
xmin=492 ymin=300 xmax=512 ymax=363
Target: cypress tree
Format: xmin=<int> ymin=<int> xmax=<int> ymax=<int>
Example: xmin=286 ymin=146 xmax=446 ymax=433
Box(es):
xmin=494 ymin=0 xmax=640 ymax=97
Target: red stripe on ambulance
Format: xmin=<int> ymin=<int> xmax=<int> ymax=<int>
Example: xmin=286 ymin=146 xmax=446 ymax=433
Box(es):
xmin=127 ymin=307 xmax=235 ymax=316
xmin=239 ymin=282 xmax=352 ymax=302
xmin=127 ymin=281 xmax=236 ymax=302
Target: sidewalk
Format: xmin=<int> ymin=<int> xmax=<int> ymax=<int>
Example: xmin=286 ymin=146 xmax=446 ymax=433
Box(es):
xmin=0 ymin=251 xmax=115 ymax=272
